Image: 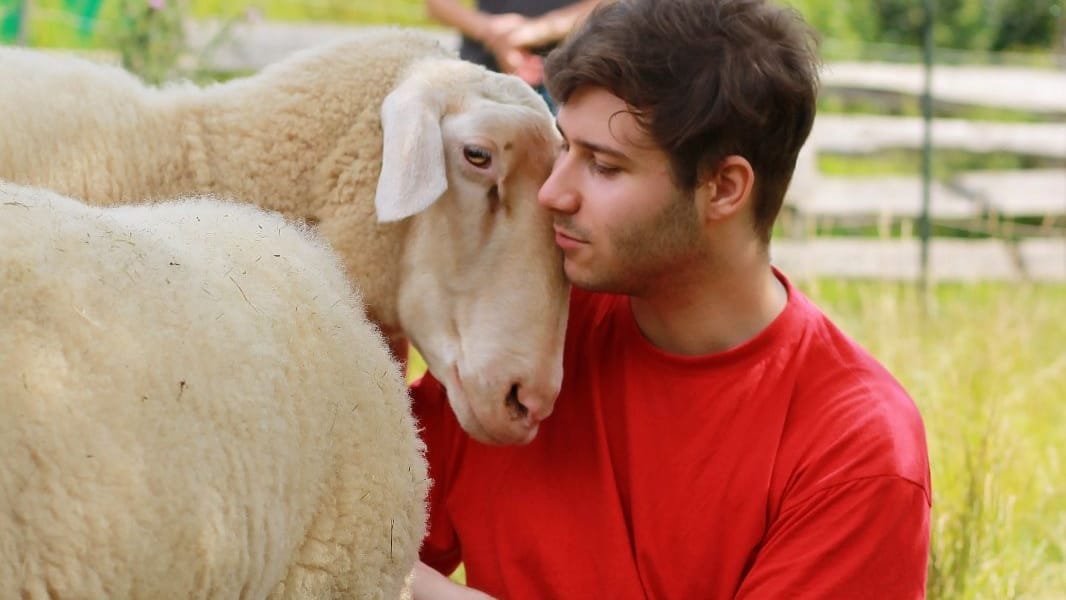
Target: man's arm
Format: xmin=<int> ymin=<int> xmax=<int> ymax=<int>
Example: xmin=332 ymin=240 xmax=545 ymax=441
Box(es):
xmin=424 ymin=0 xmax=605 ymax=84
xmin=424 ymin=0 xmax=492 ymax=40
xmin=424 ymin=0 xmax=530 ymax=49
xmin=425 ymin=0 xmax=602 ymax=48
xmin=504 ymin=0 xmax=605 ymax=50
xmin=735 ymin=476 xmax=930 ymax=599
xmin=409 ymin=373 xmax=489 ymax=598
xmin=424 ymin=0 xmax=538 ymax=80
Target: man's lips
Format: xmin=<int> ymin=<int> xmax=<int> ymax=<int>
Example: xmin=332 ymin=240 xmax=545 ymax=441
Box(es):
xmin=553 ymin=226 xmax=587 ymax=249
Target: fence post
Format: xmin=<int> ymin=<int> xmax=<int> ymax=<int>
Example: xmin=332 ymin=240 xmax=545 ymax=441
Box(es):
xmin=1058 ymin=0 xmax=1065 ymax=69
xmin=15 ymin=0 xmax=29 ymax=45
xmin=919 ymin=0 xmax=935 ymax=295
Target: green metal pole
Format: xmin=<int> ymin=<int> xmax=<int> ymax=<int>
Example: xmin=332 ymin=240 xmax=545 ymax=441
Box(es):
xmin=919 ymin=0 xmax=935 ymax=295
xmin=1058 ymin=0 xmax=1066 ymax=68
xmin=16 ymin=0 xmax=29 ymax=46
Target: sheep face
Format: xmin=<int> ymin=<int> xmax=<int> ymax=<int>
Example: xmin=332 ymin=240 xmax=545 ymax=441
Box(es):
xmin=376 ymin=63 xmax=569 ymax=446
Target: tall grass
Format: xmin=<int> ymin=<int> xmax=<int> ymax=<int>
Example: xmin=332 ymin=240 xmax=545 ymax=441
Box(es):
xmin=410 ymin=281 xmax=1066 ymax=597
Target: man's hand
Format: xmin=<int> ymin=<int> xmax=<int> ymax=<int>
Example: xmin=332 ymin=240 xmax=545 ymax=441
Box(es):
xmin=477 ymin=12 xmax=529 ymax=50
xmin=476 ymin=13 xmax=546 ymax=85
xmin=412 ymin=562 xmax=497 ymax=600
xmin=501 ymin=18 xmax=560 ymax=51
xmin=508 ymin=52 xmax=545 ymax=86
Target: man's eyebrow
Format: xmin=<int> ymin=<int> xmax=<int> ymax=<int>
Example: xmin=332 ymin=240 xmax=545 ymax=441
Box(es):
xmin=555 ymin=120 xmax=630 ymax=161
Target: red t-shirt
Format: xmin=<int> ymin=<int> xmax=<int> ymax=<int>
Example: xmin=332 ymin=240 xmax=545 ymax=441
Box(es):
xmin=412 ymin=272 xmax=931 ymax=599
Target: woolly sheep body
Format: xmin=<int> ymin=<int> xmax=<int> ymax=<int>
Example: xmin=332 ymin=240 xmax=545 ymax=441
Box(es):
xmin=0 ymin=34 xmax=439 ymax=331
xmin=0 ymin=182 xmax=427 ymax=599
xmin=0 ymin=29 xmax=570 ymax=445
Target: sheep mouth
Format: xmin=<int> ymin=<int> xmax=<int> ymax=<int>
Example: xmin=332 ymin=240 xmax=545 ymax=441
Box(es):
xmin=505 ymin=384 xmax=527 ymax=421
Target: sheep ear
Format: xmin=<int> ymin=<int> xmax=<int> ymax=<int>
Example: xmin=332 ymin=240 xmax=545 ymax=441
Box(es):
xmin=374 ymin=80 xmax=449 ymax=223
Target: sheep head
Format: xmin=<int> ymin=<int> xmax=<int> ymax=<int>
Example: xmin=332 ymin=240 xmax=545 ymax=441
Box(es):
xmin=376 ymin=58 xmax=568 ymax=446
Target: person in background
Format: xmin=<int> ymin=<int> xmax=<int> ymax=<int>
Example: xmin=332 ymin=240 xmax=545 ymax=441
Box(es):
xmin=424 ymin=0 xmax=605 ymax=107
xmin=412 ymin=0 xmax=932 ymax=598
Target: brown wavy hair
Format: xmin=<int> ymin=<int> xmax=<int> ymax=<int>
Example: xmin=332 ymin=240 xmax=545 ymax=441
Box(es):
xmin=545 ymin=0 xmax=820 ymax=243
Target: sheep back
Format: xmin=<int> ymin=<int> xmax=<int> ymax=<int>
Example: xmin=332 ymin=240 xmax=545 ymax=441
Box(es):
xmin=0 ymin=31 xmax=457 ymax=334
xmin=0 ymin=48 xmax=193 ymax=205
xmin=191 ymin=30 xmax=457 ymax=331
xmin=0 ymin=183 xmax=427 ymax=599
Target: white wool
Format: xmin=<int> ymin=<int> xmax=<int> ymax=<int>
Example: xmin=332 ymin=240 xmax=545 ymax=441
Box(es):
xmin=0 ymin=182 xmax=427 ymax=599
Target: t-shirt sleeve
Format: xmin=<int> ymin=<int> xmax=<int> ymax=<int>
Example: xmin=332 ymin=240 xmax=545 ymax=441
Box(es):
xmin=734 ymin=476 xmax=931 ymax=599
xmin=409 ymin=372 xmax=464 ymax=576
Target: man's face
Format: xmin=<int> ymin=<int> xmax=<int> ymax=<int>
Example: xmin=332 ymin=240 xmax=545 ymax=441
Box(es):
xmin=537 ymin=86 xmax=706 ymax=296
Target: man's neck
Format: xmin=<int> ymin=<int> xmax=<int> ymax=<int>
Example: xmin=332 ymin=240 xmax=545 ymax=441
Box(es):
xmin=628 ymin=246 xmax=788 ymax=356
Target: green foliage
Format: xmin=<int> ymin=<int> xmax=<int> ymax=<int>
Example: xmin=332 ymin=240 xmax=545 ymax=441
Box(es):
xmin=12 ymin=0 xmax=1063 ymax=63
xmin=108 ymin=0 xmax=248 ymax=84
xmin=0 ymin=0 xmax=24 ymax=42
xmin=787 ymin=0 xmax=1064 ymax=56
xmin=8 ymin=0 xmax=430 ymax=55
xmin=10 ymin=0 xmax=116 ymax=47
xmin=187 ymin=0 xmax=433 ymax=26
xmin=112 ymin=0 xmax=184 ymax=84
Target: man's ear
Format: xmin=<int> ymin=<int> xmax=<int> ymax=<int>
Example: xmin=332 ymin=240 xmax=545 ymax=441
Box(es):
xmin=697 ymin=155 xmax=754 ymax=222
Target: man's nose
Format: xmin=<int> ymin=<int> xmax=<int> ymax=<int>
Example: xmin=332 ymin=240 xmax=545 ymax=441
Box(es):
xmin=537 ymin=160 xmax=578 ymax=213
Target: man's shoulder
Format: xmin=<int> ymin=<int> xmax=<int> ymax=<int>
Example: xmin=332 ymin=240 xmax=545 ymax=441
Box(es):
xmin=779 ymin=291 xmax=929 ymax=496
xmin=787 ymin=289 xmax=907 ymax=395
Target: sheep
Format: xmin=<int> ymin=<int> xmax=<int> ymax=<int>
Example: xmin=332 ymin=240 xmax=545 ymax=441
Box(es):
xmin=0 ymin=181 xmax=428 ymax=599
xmin=0 ymin=29 xmax=569 ymax=446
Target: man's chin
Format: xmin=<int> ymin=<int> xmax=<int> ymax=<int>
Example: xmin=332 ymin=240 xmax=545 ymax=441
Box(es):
xmin=565 ymin=266 xmax=619 ymax=294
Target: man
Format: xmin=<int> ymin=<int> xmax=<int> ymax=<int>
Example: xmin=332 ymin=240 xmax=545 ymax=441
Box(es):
xmin=424 ymin=0 xmax=604 ymax=96
xmin=412 ymin=0 xmax=932 ymax=598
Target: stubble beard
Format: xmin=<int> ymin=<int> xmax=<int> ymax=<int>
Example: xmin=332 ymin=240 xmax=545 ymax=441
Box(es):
xmin=568 ymin=193 xmax=706 ymax=296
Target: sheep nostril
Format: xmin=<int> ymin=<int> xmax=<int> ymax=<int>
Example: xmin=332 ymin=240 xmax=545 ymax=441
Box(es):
xmin=505 ymin=384 xmax=527 ymax=421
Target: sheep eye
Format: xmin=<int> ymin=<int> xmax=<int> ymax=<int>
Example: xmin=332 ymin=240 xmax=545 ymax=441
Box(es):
xmin=463 ymin=145 xmax=492 ymax=168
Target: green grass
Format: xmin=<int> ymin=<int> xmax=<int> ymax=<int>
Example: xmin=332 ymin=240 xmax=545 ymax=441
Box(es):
xmin=816 ymin=37 xmax=1062 ymax=70
xmin=818 ymin=150 xmax=1064 ymax=178
xmin=6 ymin=0 xmax=441 ymax=49
xmin=413 ymin=281 xmax=1066 ymax=598
xmin=188 ymin=0 xmax=436 ymax=26
xmin=817 ymin=91 xmax=1062 ymax=124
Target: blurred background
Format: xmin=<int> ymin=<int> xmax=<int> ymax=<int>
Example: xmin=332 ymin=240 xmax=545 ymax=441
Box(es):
xmin=2 ymin=1 xmax=1063 ymax=597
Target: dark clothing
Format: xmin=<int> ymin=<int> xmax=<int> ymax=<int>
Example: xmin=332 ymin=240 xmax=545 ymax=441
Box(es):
xmin=459 ymin=0 xmax=580 ymax=70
